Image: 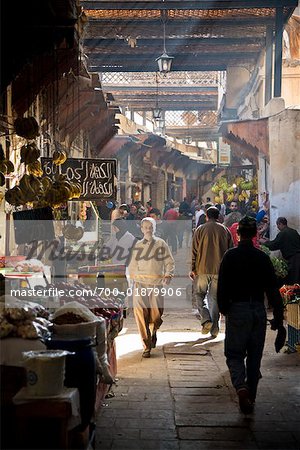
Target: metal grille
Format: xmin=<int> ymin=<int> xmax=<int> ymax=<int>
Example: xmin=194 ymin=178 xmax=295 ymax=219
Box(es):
xmin=101 ymin=71 xmax=218 ymax=87
xmin=165 ymin=110 xmax=217 ymax=127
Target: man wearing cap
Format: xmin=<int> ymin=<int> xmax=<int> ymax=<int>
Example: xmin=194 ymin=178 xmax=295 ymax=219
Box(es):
xmin=128 ymin=217 xmax=175 ymax=358
xmin=217 ymin=216 xmax=284 ymax=414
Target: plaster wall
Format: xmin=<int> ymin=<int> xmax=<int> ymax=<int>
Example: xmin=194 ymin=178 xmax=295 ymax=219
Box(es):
xmin=281 ymin=66 xmax=300 ymax=108
xmin=236 ymin=64 xmax=300 ymax=120
xmin=268 ymin=109 xmax=300 ymax=236
xmin=257 ymin=155 xmax=270 ymax=204
xmin=225 ymin=66 xmax=250 ymax=109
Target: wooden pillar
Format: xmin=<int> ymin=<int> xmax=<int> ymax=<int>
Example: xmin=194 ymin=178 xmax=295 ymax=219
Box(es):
xmin=265 ymin=25 xmax=273 ymax=105
xmin=5 ymin=85 xmax=12 ymax=256
xmin=274 ymin=7 xmax=284 ymax=98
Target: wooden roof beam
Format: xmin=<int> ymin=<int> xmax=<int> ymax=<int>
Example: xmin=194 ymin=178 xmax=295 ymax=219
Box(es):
xmin=84 ymin=37 xmax=265 ymax=48
xmin=89 ymin=52 xmax=258 ymax=62
xmin=114 ymin=95 xmax=215 ymax=100
xmin=85 ymin=18 xmax=273 ymax=29
xmin=81 ymin=1 xmax=297 ymax=10
xmin=89 ymin=64 xmax=228 ymax=72
xmin=86 ymin=45 xmax=262 ymax=56
xmin=106 ymin=86 xmax=218 ymax=93
xmin=115 ymin=105 xmax=216 ymax=111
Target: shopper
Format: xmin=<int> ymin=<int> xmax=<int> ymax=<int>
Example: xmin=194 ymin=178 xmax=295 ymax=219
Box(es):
xmin=102 ymin=218 xmax=137 ymax=267
xmin=126 ymin=204 xmax=142 ymax=239
xmin=148 ymin=207 xmax=167 ymax=240
xmin=194 ymin=204 xmax=206 ymax=228
xmin=224 ymin=201 xmax=243 ymax=227
xmin=179 ymin=197 xmax=191 ymax=215
xmin=217 ymin=216 xmax=284 ymax=414
xmin=128 ymin=217 xmax=175 ymax=358
xmin=189 ymin=206 xmax=233 ymax=338
xmin=260 ymin=217 xmax=300 ymax=283
xmin=163 ymin=201 xmax=179 ymax=254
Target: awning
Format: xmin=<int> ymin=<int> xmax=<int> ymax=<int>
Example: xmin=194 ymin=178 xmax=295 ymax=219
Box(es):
xmin=100 ymin=133 xmax=166 ymax=157
xmin=219 ymin=117 xmax=269 ymax=160
xmin=100 ymin=136 xmax=134 ymax=157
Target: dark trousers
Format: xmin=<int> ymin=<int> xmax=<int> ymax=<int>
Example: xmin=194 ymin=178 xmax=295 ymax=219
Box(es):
xmin=287 ymin=253 xmax=300 ymax=284
xmin=225 ymin=302 xmax=267 ymax=400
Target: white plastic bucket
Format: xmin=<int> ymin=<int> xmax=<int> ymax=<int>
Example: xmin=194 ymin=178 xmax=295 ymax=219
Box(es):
xmin=22 ymin=350 xmax=70 ymax=396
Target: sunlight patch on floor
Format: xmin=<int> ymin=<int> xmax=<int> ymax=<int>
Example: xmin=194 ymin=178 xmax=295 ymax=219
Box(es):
xmin=115 ymin=330 xmax=225 ymax=358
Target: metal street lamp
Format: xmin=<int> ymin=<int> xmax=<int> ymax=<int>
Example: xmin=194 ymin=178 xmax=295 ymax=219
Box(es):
xmin=152 ymin=107 xmax=162 ymax=120
xmin=156 ymin=52 xmax=174 ymax=74
xmin=156 ymin=12 xmax=174 ymax=74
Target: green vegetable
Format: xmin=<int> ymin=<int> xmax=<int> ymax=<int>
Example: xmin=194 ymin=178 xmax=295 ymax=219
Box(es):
xmin=270 ymin=256 xmax=288 ymax=278
xmin=260 ymin=245 xmax=271 ymax=256
xmin=260 ymin=245 xmax=288 ymax=278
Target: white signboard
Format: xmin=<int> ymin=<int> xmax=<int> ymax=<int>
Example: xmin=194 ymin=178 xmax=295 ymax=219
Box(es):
xmin=218 ymin=138 xmax=231 ymax=165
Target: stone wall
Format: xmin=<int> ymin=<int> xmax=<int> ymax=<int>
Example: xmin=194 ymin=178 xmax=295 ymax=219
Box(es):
xmin=268 ymin=109 xmax=300 ymax=236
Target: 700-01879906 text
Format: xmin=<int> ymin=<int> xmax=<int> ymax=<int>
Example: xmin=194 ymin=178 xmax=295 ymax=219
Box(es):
xmin=96 ymin=287 xmax=184 ymax=297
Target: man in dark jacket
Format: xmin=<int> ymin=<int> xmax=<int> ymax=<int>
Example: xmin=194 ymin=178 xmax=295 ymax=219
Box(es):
xmin=217 ymin=216 xmax=284 ymax=414
xmin=261 ymin=217 xmax=300 ymax=283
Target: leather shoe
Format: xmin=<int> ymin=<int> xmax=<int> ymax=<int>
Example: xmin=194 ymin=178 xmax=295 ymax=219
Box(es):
xmin=142 ymin=349 xmax=151 ymax=358
xmin=237 ymin=388 xmax=254 ymax=414
xmin=201 ymin=321 xmax=212 ymax=334
xmin=275 ymin=325 xmax=286 ymax=353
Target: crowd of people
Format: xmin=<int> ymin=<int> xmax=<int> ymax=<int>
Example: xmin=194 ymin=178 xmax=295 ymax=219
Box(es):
xmin=107 ymin=195 xmax=300 ymax=286
xmin=109 ymin=197 xmax=194 ymax=253
xmin=109 ymin=196 xmax=267 ymax=247
xmin=104 ymin=194 xmax=300 ymax=414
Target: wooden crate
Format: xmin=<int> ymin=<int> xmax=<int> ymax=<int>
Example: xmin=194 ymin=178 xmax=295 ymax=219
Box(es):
xmin=286 ymin=303 xmax=300 ymax=329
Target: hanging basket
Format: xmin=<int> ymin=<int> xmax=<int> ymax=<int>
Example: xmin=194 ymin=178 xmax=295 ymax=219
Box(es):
xmin=14 ymin=117 xmax=40 ymax=139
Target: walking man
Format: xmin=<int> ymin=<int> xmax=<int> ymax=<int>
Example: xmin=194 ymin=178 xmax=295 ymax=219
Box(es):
xmin=129 ymin=217 xmax=175 ymax=358
xmin=217 ymin=216 xmax=284 ymax=414
xmin=189 ymin=206 xmax=233 ymax=338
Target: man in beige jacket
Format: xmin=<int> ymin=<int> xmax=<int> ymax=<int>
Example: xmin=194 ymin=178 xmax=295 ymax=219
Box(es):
xmin=129 ymin=217 xmax=175 ymax=358
xmin=190 ymin=206 xmax=233 ymax=338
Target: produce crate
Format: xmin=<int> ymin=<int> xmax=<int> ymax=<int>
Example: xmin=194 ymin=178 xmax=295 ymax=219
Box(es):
xmin=287 ymin=324 xmax=300 ymax=352
xmin=286 ymin=303 xmax=300 ymax=329
xmin=280 ymin=284 xmax=300 ymax=304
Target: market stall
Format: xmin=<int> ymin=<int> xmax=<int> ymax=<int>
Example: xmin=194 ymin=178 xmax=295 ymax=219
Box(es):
xmin=280 ymin=284 xmax=300 ymax=352
xmin=0 ymin=288 xmax=124 ymax=448
xmin=0 ymin=116 xmax=123 ymax=448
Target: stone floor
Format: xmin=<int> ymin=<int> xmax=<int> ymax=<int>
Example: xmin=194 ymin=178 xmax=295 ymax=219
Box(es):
xmin=95 ymin=246 xmax=300 ymax=450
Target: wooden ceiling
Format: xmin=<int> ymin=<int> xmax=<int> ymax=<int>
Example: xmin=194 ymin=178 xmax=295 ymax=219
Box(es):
xmin=79 ymin=0 xmax=297 ymax=143
xmin=100 ymin=71 xmax=219 ymax=140
xmin=1 ymin=0 xmax=80 ymax=95
xmin=80 ymin=0 xmax=297 ymax=72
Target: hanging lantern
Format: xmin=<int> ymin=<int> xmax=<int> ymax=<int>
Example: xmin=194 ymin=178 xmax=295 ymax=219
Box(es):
xmin=155 ymin=117 xmax=165 ymax=128
xmin=156 ymin=14 xmax=174 ymax=74
xmin=156 ymin=52 xmax=174 ymax=74
xmin=152 ymin=107 xmax=162 ymax=120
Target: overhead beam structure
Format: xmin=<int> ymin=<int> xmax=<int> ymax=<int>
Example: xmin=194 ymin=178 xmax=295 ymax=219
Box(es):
xmin=81 ymin=1 xmax=297 ymax=11
xmin=80 ymin=0 xmax=297 ymax=142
